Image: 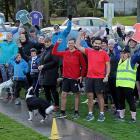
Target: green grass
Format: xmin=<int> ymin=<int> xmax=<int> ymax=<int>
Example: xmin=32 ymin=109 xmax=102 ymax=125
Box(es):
xmin=112 ymin=16 xmax=136 ymax=26
xmin=0 ymin=113 xmax=48 ymax=140
xmin=50 ymin=16 xmax=137 ymax=26
xmin=20 ymin=90 xmax=140 ymax=140
xmin=51 ymin=19 xmax=65 ymax=25
xmin=2 ymin=89 xmax=140 ymax=140
xmin=65 ymin=94 xmax=140 ymax=140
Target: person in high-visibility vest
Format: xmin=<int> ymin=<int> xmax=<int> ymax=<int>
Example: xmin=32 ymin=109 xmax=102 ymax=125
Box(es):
xmin=116 ymin=48 xmax=139 ymax=122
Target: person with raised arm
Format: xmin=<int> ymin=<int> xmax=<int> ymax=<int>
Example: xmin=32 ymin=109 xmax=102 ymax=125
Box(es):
xmin=52 ymin=38 xmax=87 ymax=119
xmin=76 ymin=32 xmax=110 ymax=122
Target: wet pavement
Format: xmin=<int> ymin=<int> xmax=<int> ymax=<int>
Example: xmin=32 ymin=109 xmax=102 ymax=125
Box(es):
xmin=0 ymin=99 xmax=111 ymax=140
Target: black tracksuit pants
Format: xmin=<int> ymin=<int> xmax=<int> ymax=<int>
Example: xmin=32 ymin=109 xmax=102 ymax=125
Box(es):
xmin=116 ymin=87 xmax=136 ymax=112
xmin=43 ymin=85 xmax=59 ymax=106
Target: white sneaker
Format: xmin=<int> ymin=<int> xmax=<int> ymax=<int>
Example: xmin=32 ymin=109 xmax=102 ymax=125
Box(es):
xmin=28 ymin=118 xmax=32 ymax=121
xmin=45 ymin=105 xmax=54 ymax=114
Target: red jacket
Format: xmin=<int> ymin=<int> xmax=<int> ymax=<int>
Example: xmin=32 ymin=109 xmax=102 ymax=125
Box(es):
xmin=52 ymin=42 xmax=87 ymax=79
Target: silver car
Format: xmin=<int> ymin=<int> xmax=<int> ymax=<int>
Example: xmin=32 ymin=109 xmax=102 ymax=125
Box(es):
xmin=62 ymin=17 xmax=108 ymax=33
xmin=41 ymin=17 xmax=134 ymax=38
xmin=41 ymin=17 xmax=108 ymax=38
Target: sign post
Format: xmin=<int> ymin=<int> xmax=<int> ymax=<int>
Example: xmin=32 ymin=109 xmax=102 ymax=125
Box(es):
xmin=104 ymin=3 xmax=114 ymax=29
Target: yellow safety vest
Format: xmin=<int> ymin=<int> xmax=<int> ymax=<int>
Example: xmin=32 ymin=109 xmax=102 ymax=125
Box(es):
xmin=116 ymin=58 xmax=137 ymax=89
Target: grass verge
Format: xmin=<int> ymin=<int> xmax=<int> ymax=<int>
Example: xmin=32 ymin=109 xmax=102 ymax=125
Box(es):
xmin=1 ymin=90 xmax=139 ymax=140
xmin=0 ymin=113 xmax=48 ymax=140
xmin=65 ymin=94 xmax=140 ymax=140
xmin=112 ymin=16 xmax=136 ymax=26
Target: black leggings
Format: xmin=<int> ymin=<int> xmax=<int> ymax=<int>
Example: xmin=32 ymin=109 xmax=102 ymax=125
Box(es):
xmin=116 ymin=87 xmax=136 ymax=112
xmin=43 ymin=85 xmax=59 ymax=106
xmin=26 ymin=73 xmax=32 ymax=87
xmin=14 ymin=80 xmax=28 ymax=98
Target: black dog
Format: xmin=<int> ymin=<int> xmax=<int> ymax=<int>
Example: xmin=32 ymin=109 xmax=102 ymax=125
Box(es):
xmin=26 ymin=87 xmax=54 ymax=122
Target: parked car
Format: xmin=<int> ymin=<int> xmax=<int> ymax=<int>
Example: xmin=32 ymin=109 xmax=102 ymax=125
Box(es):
xmin=41 ymin=17 xmax=135 ymax=39
xmin=62 ymin=17 xmax=108 ymax=33
xmin=41 ymin=25 xmax=80 ymax=39
xmin=41 ymin=17 xmax=108 ymax=40
xmin=41 ymin=17 xmax=108 ymax=36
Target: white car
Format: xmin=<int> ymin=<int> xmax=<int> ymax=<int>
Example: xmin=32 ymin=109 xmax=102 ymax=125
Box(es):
xmin=41 ymin=17 xmax=134 ymax=38
xmin=41 ymin=17 xmax=108 ymax=35
xmin=62 ymin=17 xmax=108 ymax=33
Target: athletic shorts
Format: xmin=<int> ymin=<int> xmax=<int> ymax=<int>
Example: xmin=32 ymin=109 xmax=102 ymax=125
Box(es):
xmin=85 ymin=78 xmax=105 ymax=93
xmin=62 ymin=78 xmax=80 ymax=93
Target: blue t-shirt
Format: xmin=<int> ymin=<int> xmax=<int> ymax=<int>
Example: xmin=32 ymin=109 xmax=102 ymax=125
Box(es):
xmin=16 ymin=10 xmax=29 ymax=24
xmin=30 ymin=11 xmax=43 ymax=26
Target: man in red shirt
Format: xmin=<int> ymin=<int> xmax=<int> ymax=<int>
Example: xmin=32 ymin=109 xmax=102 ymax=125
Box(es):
xmin=76 ymin=35 xmax=110 ymax=122
xmin=52 ymin=38 xmax=86 ymax=118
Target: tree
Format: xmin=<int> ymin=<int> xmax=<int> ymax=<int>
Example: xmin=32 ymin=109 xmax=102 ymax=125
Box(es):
xmin=0 ymin=0 xmax=103 ymax=22
xmin=137 ymin=0 xmax=140 ymax=23
xmin=87 ymin=0 xmax=100 ymax=16
xmin=67 ymin=0 xmax=77 ymax=16
xmin=15 ymin=0 xmax=26 ymax=12
xmin=77 ymin=2 xmax=92 ymax=16
xmin=31 ymin=0 xmax=43 ymax=12
xmin=1 ymin=0 xmax=16 ymax=21
xmin=44 ymin=0 xmax=50 ymax=26
xmin=50 ymin=0 xmax=67 ymax=17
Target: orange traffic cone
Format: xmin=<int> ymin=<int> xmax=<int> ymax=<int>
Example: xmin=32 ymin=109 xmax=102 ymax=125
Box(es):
xmin=49 ymin=118 xmax=61 ymax=140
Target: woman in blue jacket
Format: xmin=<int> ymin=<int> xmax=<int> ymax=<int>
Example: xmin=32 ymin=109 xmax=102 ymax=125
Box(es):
xmin=0 ymin=32 xmax=18 ymax=82
xmin=10 ymin=53 xmax=29 ymax=105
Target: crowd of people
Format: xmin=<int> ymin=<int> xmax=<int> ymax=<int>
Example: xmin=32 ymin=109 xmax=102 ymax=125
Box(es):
xmin=0 ymin=15 xmax=140 ymax=123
